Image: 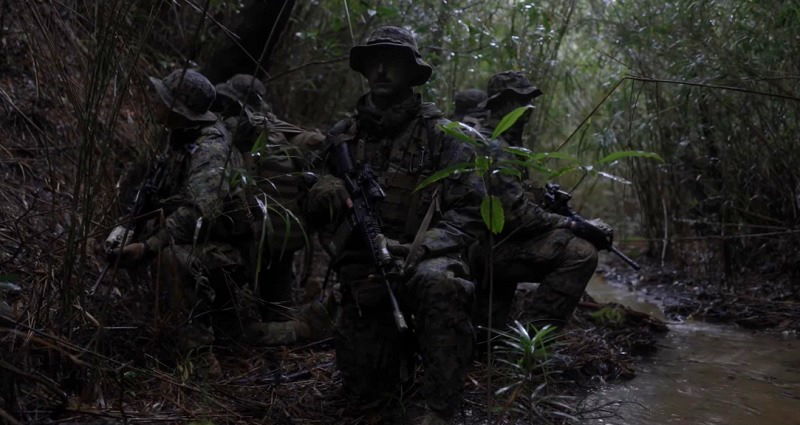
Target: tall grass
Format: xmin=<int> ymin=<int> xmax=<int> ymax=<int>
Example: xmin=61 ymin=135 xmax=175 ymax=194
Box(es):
xmin=582 ymin=0 xmax=800 ymax=281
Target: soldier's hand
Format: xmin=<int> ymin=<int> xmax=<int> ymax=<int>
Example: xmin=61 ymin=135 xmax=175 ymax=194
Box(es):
xmin=104 ymin=225 xmax=134 ymax=256
xmin=570 ymin=218 xmax=613 ymax=250
xmin=108 ymin=242 xmax=148 ymax=267
xmin=385 ymin=238 xmax=410 ymax=258
xmin=306 ymin=175 xmax=352 ymax=226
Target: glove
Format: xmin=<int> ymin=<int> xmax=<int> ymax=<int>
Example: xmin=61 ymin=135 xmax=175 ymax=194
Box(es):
xmin=104 ymin=225 xmax=134 ymax=255
xmin=570 ymin=218 xmax=613 ymax=250
xmin=385 ymin=238 xmax=411 ymax=258
xmin=385 ymin=238 xmax=431 ymax=273
xmin=306 ymin=175 xmax=351 ymax=227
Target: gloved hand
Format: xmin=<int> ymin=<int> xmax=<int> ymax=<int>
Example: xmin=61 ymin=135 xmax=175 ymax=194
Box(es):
xmin=385 ymin=237 xmax=429 ymax=273
xmin=570 ymin=218 xmax=613 ymax=250
xmin=104 ymin=225 xmax=134 ymax=255
xmin=306 ymin=175 xmax=351 ymax=228
xmin=385 ymin=238 xmax=411 ymax=258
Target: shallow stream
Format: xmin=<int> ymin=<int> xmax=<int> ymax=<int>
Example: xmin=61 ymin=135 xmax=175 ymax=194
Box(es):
xmin=586 ymin=277 xmax=800 ymax=425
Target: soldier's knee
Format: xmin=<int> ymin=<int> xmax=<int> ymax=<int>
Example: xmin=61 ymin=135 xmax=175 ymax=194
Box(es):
xmin=412 ymin=257 xmax=474 ymax=302
xmin=567 ymin=237 xmax=598 ymax=270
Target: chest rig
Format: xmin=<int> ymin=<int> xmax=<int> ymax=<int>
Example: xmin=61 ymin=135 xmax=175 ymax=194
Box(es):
xmin=343 ymin=106 xmax=445 ymax=242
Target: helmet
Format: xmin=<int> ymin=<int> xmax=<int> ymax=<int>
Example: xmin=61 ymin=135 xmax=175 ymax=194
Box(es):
xmin=349 ymin=26 xmax=432 ymax=86
xmin=215 ymin=74 xmax=266 ymax=109
xmin=480 ymin=71 xmax=542 ymax=109
xmin=148 ymin=69 xmax=217 ymax=123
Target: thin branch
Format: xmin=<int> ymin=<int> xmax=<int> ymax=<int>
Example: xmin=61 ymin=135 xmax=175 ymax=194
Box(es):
xmin=267 ymin=56 xmax=348 ymax=81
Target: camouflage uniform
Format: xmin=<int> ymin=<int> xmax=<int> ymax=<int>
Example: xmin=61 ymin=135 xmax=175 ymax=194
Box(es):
xmin=214 ymin=74 xmax=325 ymax=323
xmin=109 ymin=70 xmax=249 ymax=362
xmin=468 ymin=71 xmax=603 ymax=331
xmin=307 ymin=27 xmax=476 ymax=419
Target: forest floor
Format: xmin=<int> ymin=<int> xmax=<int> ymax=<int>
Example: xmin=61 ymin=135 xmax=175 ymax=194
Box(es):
xmin=1 ymin=259 xmax=671 ymax=425
xmin=603 ymin=251 xmax=800 ymax=334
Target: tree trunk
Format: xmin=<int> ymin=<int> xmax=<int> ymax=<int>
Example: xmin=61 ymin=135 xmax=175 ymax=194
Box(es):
xmin=202 ymin=0 xmax=295 ymax=83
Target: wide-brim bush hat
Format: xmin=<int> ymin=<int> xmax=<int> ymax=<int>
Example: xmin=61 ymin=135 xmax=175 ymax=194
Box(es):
xmin=479 ymin=71 xmax=543 ymax=109
xmin=216 ymin=74 xmax=266 ymax=108
xmin=350 ymin=26 xmax=433 ymax=87
xmin=148 ymin=69 xmax=217 ymax=123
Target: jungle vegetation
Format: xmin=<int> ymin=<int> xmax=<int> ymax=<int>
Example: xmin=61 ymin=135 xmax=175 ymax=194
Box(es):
xmin=1 ymin=0 xmax=798 ymax=423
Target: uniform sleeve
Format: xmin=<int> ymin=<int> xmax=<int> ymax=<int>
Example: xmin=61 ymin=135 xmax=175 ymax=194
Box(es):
xmin=147 ymin=124 xmax=240 ymax=249
xmin=417 ymin=120 xmax=483 ymax=255
xmin=419 ymin=129 xmax=570 ymax=256
xmin=484 ymin=139 xmax=572 ymax=233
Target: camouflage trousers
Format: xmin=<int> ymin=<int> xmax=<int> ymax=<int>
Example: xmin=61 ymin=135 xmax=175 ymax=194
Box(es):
xmin=472 ymin=228 xmax=598 ymax=332
xmin=155 ymin=242 xmax=256 ymax=351
xmin=335 ymin=255 xmax=475 ymax=416
xmin=246 ymin=212 xmax=308 ymax=321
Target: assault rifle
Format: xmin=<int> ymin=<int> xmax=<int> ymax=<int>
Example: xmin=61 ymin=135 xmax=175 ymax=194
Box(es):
xmin=327 ymin=142 xmax=409 ymax=332
xmin=542 ymin=183 xmax=641 ymax=271
xmin=92 ymin=153 xmax=171 ymax=294
xmin=106 ymin=153 xmax=171 ymax=251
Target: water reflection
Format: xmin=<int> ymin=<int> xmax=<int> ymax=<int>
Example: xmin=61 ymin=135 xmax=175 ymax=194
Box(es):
xmin=586 ymin=277 xmax=800 ymax=425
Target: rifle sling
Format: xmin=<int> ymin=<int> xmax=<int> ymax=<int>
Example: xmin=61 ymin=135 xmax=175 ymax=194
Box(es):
xmin=403 ymin=186 xmax=439 ymax=272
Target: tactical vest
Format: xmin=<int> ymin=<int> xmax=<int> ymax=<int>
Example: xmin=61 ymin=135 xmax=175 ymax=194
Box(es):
xmin=330 ymin=103 xmax=449 ymax=243
xmin=228 ymin=111 xmax=320 ymax=253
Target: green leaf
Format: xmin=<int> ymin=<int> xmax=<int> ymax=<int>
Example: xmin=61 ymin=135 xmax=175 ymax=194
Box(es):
xmin=531 ymin=151 xmax=579 ymax=162
xmin=598 ymin=150 xmax=663 ymax=164
xmin=503 ymin=145 xmax=536 ymax=159
xmin=480 ymin=195 xmax=505 ymax=234
xmin=596 ymin=171 xmax=632 ymax=184
xmin=439 ymin=122 xmax=485 ymax=147
xmin=494 ymin=167 xmax=523 ymax=178
xmin=474 ymin=155 xmax=490 ymax=176
xmin=414 ymin=162 xmax=475 ymax=192
xmin=250 ymin=131 xmax=268 ymax=155
xmin=492 ymin=105 xmax=533 ymax=139
xmin=548 ymin=165 xmax=580 ymax=178
xmin=503 ymin=147 xmax=577 ymax=164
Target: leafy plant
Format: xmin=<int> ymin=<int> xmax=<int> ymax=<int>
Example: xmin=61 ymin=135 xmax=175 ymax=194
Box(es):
xmin=492 ymin=321 xmax=580 ymax=423
xmin=417 ymin=106 xmax=662 ymax=234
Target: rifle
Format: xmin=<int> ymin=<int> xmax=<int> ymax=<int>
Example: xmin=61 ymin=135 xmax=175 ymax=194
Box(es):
xmin=542 ymin=183 xmax=641 ymax=271
xmin=93 ymin=152 xmax=172 ymax=295
xmin=326 ymin=141 xmax=409 ymax=332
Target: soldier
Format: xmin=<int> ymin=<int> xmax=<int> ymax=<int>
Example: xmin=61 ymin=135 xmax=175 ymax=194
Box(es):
xmin=469 ymin=71 xmax=612 ymax=333
xmin=212 ymin=73 xmax=331 ymax=345
xmin=107 ymin=69 xmax=248 ymax=377
xmin=477 ymin=70 xmax=542 ymax=146
xmin=305 ymin=26 xmax=477 ymax=424
xmin=451 ymin=88 xmax=487 ymax=127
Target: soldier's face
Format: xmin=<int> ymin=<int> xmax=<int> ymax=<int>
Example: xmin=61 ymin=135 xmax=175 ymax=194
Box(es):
xmin=363 ymin=51 xmax=414 ymax=97
xmin=492 ymin=96 xmax=531 ymax=120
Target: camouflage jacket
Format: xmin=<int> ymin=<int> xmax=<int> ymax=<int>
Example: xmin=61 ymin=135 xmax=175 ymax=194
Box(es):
xmin=459 ymin=121 xmax=572 ymax=240
xmin=313 ymin=93 xmax=477 ymax=258
xmin=144 ymin=121 xmax=247 ymax=251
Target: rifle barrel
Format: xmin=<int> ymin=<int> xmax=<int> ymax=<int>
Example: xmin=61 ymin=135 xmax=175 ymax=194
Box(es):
xmin=610 ymin=246 xmax=641 ymax=271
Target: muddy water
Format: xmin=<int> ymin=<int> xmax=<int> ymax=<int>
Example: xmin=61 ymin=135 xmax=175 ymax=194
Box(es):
xmin=586 ymin=277 xmax=800 ymax=425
